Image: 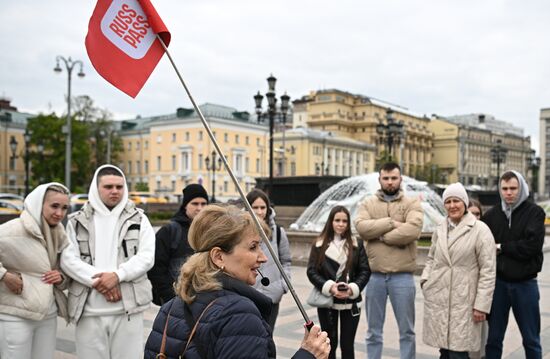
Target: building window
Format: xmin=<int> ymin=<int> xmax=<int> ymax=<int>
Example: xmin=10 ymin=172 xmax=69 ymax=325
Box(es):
xmin=224 ymin=133 xmax=228 ymax=143
xmin=291 ymin=162 xmax=296 ymax=176
xmin=156 ymin=135 xmax=162 ymax=144
xmin=198 ymin=131 xmax=203 ymax=141
xmin=156 ymin=180 xmax=161 ymax=191
xmin=136 ymin=160 xmax=141 ymax=174
xmin=198 ymin=154 xmax=203 ymax=170
xmin=256 ymin=158 xmax=260 ymax=173
xmin=136 ymin=142 xmax=140 ymax=150
xmin=245 ymin=136 xmax=249 ymax=145
xmin=256 ymin=138 xmax=260 ymax=146
xmin=157 ymin=156 xmax=161 ymax=170
xmin=245 ymin=157 xmax=249 ymax=172
xmin=235 ymin=134 xmax=240 ymax=144
xmin=172 ymin=133 xmax=176 ymax=142
xmin=185 ymin=132 xmax=190 ymax=141
xmin=171 ymin=180 xmax=176 ymax=191
xmin=127 ymin=161 xmax=132 ymax=174
xmin=128 ymin=142 xmax=132 ymax=151
xmin=182 ymin=152 xmax=190 ymax=172
xmin=172 ymin=155 xmax=176 ymax=170
xmin=144 ymin=160 xmax=149 ymax=173
xmin=224 ymin=181 xmax=228 ymax=193
xmin=145 ymin=141 xmax=149 ymax=149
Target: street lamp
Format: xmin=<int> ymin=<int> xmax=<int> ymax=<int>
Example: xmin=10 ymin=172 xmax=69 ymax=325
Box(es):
xmin=254 ymin=74 xmax=291 ymax=196
xmin=37 ymin=140 xmax=45 ymax=183
xmin=376 ymin=108 xmax=404 ymax=161
xmin=23 ymin=128 xmax=31 ymax=196
xmin=205 ymin=150 xmax=222 ymax=203
xmin=9 ymin=136 xmax=17 ymax=193
xmin=491 ymin=139 xmax=508 ymax=187
xmin=54 ymin=56 xmax=85 ymax=191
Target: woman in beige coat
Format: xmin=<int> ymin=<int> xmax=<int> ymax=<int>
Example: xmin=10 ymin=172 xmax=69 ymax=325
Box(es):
xmin=0 ymin=183 xmax=71 ymax=359
xmin=421 ymin=183 xmax=496 ymax=359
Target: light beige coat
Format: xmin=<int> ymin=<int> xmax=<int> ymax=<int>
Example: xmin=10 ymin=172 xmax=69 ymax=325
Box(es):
xmin=421 ymin=212 xmax=496 ymax=352
xmin=0 ymin=211 xmax=69 ymax=321
xmin=354 ymin=189 xmax=423 ymax=273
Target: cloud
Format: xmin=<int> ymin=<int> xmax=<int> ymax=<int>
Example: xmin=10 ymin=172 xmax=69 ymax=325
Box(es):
xmin=1 ymin=0 xmax=548 ymax=152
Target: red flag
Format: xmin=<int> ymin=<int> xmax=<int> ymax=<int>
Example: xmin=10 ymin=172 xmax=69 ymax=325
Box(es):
xmin=85 ymin=0 xmax=171 ymax=98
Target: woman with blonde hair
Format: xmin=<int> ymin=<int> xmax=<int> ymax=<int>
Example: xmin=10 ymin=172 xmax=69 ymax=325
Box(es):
xmin=145 ymin=204 xmax=330 ymax=358
xmin=0 ymin=183 xmax=71 ymax=358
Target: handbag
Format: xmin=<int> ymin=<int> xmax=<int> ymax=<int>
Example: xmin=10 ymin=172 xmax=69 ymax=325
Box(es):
xmin=156 ymin=299 xmax=218 ymax=359
xmin=306 ymin=286 xmax=333 ymax=308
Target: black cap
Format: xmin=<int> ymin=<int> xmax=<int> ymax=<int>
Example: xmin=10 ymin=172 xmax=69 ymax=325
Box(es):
xmin=181 ymin=184 xmax=209 ymax=209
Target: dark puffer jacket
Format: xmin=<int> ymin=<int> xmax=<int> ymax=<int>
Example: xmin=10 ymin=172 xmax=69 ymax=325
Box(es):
xmin=147 ymin=207 xmax=193 ymax=304
xmin=144 ymin=274 xmax=315 ymax=359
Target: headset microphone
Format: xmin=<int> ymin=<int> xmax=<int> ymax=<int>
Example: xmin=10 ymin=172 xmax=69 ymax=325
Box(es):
xmin=257 ymin=269 xmax=270 ymax=286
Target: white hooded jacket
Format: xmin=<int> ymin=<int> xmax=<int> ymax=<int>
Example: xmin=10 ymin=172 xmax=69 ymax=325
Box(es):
xmin=61 ymin=165 xmax=155 ymax=322
xmin=0 ymin=182 xmax=70 ymax=321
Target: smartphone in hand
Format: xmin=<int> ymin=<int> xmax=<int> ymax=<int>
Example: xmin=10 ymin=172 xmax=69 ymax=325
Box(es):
xmin=337 ymin=283 xmax=348 ymax=292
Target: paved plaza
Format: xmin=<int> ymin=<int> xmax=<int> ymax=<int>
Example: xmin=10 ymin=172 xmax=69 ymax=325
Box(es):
xmin=54 ymin=247 xmax=550 ymax=358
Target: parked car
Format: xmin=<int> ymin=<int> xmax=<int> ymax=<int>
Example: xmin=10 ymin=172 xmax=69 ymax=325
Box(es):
xmin=0 ymin=199 xmax=22 ymax=215
xmin=128 ymin=192 xmax=168 ymax=205
xmin=0 ymin=193 xmax=24 ymax=208
xmin=70 ymin=194 xmax=89 ymax=212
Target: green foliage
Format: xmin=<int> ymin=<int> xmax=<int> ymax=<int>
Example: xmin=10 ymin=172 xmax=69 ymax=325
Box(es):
xmin=27 ymin=95 xmax=123 ymax=192
xmin=27 ymin=113 xmax=91 ymax=191
xmin=135 ymin=182 xmax=149 ymax=191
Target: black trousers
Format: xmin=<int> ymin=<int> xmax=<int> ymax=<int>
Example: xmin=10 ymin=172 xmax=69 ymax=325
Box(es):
xmin=317 ymin=307 xmax=360 ymax=359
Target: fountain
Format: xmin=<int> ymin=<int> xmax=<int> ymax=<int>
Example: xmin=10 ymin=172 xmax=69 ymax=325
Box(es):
xmin=290 ymin=173 xmax=445 ymax=234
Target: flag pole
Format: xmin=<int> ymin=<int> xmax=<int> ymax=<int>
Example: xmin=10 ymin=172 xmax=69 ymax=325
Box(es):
xmin=156 ymin=35 xmax=313 ymax=328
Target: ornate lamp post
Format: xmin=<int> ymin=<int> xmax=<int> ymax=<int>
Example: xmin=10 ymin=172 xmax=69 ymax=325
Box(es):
xmin=23 ymin=128 xmax=31 ymax=196
xmin=253 ymin=74 xmax=290 ymax=196
xmin=9 ymin=135 xmax=17 ymax=193
xmin=54 ymin=56 xmax=85 ymax=191
xmin=376 ymin=108 xmax=404 ymax=161
xmin=491 ymin=139 xmax=508 ymax=187
xmin=205 ymin=150 xmax=222 ymax=203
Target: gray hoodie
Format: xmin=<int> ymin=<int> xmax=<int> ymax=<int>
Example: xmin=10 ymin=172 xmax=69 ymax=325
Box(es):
xmin=499 ymin=170 xmax=529 ymax=227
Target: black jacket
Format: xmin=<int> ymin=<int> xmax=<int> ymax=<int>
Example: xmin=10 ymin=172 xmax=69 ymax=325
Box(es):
xmin=144 ymin=274 xmax=315 ymax=359
xmin=307 ymin=238 xmax=371 ymax=305
xmin=147 ymin=207 xmax=194 ymax=304
xmin=482 ymin=200 xmax=545 ymax=282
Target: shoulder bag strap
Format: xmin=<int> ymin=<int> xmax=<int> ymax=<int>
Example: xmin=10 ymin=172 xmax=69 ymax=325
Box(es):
xmin=156 ymin=301 xmax=176 ymax=359
xmin=181 ymin=299 xmax=218 ymax=356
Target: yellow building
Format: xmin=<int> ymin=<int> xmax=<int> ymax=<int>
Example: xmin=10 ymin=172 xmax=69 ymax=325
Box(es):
xmin=293 ymin=89 xmax=433 ymax=175
xmin=0 ymin=99 xmax=34 ymax=194
xmin=117 ymin=104 xmax=268 ymax=200
xmin=273 ymin=128 xmax=376 ymax=177
xmin=430 ymin=114 xmax=533 ymax=188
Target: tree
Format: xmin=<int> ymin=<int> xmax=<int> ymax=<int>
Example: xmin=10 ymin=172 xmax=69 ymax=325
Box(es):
xmin=27 ymin=113 xmax=92 ymax=192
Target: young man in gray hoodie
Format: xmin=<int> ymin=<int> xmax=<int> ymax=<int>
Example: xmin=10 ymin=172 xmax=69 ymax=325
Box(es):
xmin=61 ymin=165 xmax=155 ymax=359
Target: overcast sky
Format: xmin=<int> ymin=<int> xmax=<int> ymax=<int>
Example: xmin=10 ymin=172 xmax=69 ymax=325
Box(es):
xmin=1 ymin=0 xmax=549 ymax=152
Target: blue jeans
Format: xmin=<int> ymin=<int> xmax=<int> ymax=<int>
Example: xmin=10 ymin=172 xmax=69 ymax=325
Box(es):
xmin=486 ymin=277 xmax=541 ymax=359
xmin=365 ymin=272 xmax=416 ymax=359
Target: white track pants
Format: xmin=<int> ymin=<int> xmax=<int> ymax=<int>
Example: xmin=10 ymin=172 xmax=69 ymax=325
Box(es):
xmin=75 ymin=312 xmax=144 ymax=359
xmin=0 ymin=316 xmax=57 ymax=359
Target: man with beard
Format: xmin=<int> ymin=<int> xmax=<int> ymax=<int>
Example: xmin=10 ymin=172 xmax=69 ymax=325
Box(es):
xmin=147 ymin=184 xmax=208 ymax=305
xmin=354 ymin=162 xmax=423 ymax=359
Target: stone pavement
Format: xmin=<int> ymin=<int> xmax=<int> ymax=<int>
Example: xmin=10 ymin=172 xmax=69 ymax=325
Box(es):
xmin=55 ymin=250 xmax=550 ymax=358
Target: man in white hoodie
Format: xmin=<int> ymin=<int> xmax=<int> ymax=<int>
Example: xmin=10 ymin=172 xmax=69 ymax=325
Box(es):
xmin=61 ymin=165 xmax=155 ymax=359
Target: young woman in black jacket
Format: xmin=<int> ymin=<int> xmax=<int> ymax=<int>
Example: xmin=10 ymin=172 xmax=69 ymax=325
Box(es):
xmin=307 ymin=205 xmax=371 ymax=359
